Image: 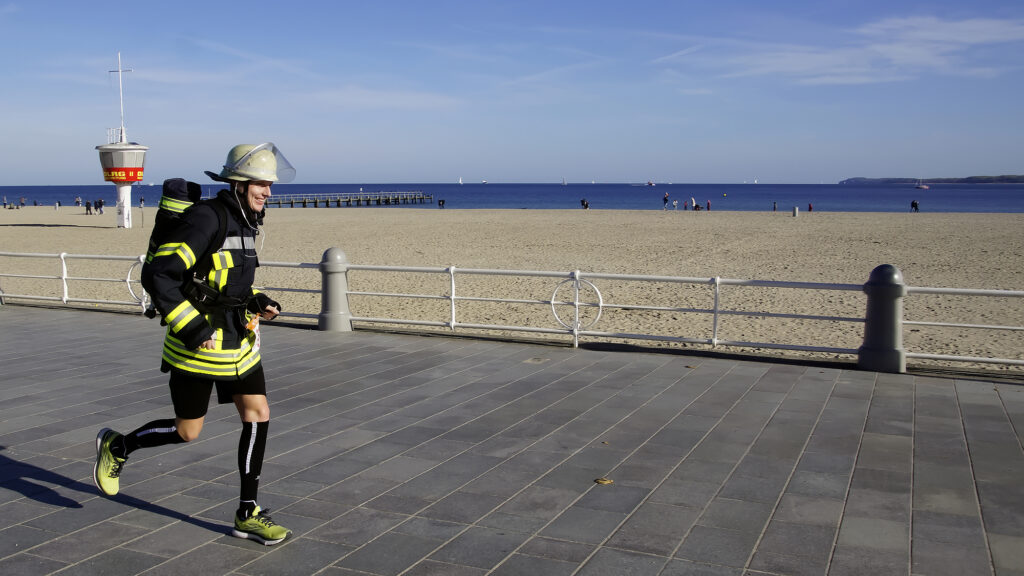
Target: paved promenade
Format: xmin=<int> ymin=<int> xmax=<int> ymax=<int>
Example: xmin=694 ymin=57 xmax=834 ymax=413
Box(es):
xmin=0 ymin=305 xmax=1022 ymax=576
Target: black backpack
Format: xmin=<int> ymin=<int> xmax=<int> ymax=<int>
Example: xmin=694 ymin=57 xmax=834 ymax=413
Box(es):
xmin=141 ymin=178 xmax=228 ymax=319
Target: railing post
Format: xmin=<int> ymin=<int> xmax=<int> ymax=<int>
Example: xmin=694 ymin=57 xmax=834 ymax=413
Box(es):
xmin=318 ymin=247 xmax=352 ymax=331
xmin=711 ymin=276 xmax=721 ymax=346
xmin=59 ymin=252 xmax=69 ymax=304
xmin=858 ymin=264 xmax=906 ymax=373
xmin=572 ymin=270 xmax=581 ymax=348
xmin=448 ymin=266 xmax=457 ymax=330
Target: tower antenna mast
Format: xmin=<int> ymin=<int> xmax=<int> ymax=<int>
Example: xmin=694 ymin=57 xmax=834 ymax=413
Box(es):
xmin=109 ymin=52 xmax=132 ymax=143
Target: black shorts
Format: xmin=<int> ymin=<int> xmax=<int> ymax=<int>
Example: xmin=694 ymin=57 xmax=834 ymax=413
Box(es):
xmin=168 ymin=366 xmax=267 ymax=419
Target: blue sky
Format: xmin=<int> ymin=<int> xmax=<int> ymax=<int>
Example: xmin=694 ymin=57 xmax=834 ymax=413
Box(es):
xmin=2 ymin=1 xmax=1022 ymax=185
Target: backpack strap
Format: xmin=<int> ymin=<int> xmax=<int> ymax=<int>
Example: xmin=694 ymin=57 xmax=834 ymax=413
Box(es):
xmin=191 ymin=198 xmax=229 ymax=281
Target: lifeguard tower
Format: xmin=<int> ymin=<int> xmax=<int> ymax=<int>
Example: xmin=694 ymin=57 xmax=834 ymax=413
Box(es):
xmin=95 ymin=53 xmax=148 ymax=229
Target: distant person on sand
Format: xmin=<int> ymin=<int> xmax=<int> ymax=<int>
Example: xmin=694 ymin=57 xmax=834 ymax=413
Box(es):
xmin=93 ymin=143 xmax=296 ymax=546
xmin=438 ymin=199 xmax=445 ymax=208
xmin=580 ymin=198 xmax=589 ymax=210
xmin=85 ymin=201 xmax=93 ymax=215
xmin=672 ymin=199 xmax=678 ymax=210
xmin=663 ymin=192 xmax=669 ymax=210
xmin=911 ymin=200 xmax=919 ymax=212
xmin=139 ymin=196 xmax=145 ymax=209
xmin=706 ymin=199 xmax=711 ymax=211
xmin=808 ymin=203 xmax=813 ymax=212
xmin=773 ymin=201 xmax=777 ymax=212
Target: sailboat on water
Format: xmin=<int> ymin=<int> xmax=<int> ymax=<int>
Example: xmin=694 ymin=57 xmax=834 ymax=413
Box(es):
xmin=915 ymin=179 xmax=930 ymax=190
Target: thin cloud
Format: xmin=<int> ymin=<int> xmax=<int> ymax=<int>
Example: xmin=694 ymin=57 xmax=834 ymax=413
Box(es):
xmin=663 ymin=16 xmax=1024 ymax=85
xmin=306 ymin=85 xmax=460 ymax=111
xmin=652 ymin=45 xmax=705 ymax=64
xmin=188 ymin=37 xmax=322 ymax=81
xmin=501 ymin=58 xmax=608 ymax=87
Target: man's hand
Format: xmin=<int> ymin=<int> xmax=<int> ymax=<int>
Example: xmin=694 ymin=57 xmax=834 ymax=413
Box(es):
xmin=260 ymin=305 xmax=280 ymax=321
xmin=199 ymin=338 xmax=216 ymax=350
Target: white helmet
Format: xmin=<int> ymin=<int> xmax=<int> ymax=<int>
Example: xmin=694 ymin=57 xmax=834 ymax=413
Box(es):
xmin=205 ymin=142 xmax=295 ymax=183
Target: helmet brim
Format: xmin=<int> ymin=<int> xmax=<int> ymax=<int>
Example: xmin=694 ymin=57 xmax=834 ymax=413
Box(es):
xmin=205 ymin=170 xmax=236 ymax=183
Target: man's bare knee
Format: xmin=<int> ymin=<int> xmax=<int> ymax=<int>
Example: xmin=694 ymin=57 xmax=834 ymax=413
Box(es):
xmin=175 ymin=418 xmax=204 ymax=442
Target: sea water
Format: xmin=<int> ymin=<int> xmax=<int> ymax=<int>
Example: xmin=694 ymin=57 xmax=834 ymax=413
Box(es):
xmin=3 ymin=182 xmax=1023 ymax=213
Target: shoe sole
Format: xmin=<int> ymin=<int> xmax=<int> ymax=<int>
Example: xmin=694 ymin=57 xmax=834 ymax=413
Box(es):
xmin=231 ymin=528 xmax=288 ymax=546
xmin=93 ymin=427 xmax=116 ymax=496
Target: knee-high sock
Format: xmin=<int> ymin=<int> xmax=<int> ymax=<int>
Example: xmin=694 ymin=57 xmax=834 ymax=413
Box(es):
xmin=238 ymin=421 xmax=269 ymax=506
xmin=117 ymin=419 xmax=185 ymax=459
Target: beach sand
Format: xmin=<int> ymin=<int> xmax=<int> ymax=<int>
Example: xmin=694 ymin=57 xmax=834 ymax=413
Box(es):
xmin=2 ymin=204 xmax=1022 ymax=371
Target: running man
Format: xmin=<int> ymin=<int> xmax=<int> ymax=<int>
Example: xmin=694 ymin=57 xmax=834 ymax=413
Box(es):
xmin=94 ymin=143 xmax=296 ymax=545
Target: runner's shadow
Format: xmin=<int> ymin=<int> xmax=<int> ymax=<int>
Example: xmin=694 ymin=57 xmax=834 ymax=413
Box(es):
xmin=0 ymin=447 xmax=225 ymax=534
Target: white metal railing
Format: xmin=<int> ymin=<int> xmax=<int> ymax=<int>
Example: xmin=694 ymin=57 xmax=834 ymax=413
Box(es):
xmin=902 ymin=286 xmax=1024 ymax=365
xmin=0 ymin=252 xmax=149 ymax=310
xmin=345 ymin=265 xmax=865 ymax=355
xmin=2 ymin=251 xmax=1023 ymax=368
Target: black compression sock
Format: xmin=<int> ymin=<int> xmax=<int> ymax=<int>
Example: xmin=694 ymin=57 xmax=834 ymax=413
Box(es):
xmin=238 ymin=421 xmax=269 ymax=504
xmin=119 ymin=419 xmax=186 ymax=458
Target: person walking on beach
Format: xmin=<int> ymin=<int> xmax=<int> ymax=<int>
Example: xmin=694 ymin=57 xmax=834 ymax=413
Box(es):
xmin=911 ymin=199 xmax=919 ymax=212
xmin=663 ymin=192 xmax=670 ymax=210
xmin=85 ymin=201 xmax=93 ymax=215
xmin=93 ymin=143 xmax=296 ymax=546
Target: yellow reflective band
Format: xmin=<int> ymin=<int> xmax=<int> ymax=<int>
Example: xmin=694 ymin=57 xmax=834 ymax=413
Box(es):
xmin=176 ymin=243 xmax=197 ymax=269
xmin=166 ymin=301 xmax=200 ymax=333
xmin=165 ymin=335 xmax=239 ymax=360
xmin=162 ymin=345 xmax=262 ymax=377
xmin=159 ymin=196 xmax=193 ymax=213
xmin=213 ymin=269 xmax=228 ymax=290
xmin=153 ymin=242 xmax=183 ymax=259
xmin=164 ymin=331 xmax=258 ymax=359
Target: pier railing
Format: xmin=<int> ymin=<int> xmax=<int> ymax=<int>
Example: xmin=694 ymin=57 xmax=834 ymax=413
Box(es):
xmin=264 ymin=191 xmax=433 ymax=208
xmin=1 ymin=250 xmax=1022 ymax=372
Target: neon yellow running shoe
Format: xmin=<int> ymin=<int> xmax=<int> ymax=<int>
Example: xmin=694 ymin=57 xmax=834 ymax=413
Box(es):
xmin=232 ymin=506 xmax=291 ymax=545
xmin=93 ymin=428 xmax=126 ymax=496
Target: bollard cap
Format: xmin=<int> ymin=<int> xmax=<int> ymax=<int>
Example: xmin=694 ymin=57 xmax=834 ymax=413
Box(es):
xmin=863 ymin=264 xmax=906 ymax=297
xmin=322 ymin=247 xmax=348 ymax=264
xmin=867 ymin=264 xmax=904 ymax=286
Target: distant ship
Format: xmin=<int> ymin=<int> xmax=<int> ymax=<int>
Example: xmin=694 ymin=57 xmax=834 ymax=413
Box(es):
xmin=915 ymin=179 xmax=930 ymax=190
xmin=646 ymin=180 xmax=655 ymax=186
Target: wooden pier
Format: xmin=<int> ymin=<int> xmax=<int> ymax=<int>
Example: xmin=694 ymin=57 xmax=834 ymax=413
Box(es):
xmin=265 ymin=191 xmax=433 ymax=208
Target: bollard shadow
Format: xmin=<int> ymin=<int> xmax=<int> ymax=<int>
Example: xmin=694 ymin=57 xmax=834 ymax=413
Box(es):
xmin=0 ymin=446 xmax=225 ymax=534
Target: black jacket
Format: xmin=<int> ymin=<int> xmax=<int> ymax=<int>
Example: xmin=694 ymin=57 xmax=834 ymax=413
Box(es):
xmin=145 ymin=189 xmax=275 ymax=379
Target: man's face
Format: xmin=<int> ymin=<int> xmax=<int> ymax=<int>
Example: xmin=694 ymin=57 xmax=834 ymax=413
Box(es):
xmin=246 ymin=181 xmax=272 ymax=212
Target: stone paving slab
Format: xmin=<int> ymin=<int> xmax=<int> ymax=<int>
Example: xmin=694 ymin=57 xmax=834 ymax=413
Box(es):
xmin=0 ymin=305 xmax=1022 ymax=575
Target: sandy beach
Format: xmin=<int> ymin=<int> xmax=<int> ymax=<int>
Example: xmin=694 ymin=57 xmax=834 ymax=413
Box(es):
xmin=2 ymin=205 xmax=1022 ymax=371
